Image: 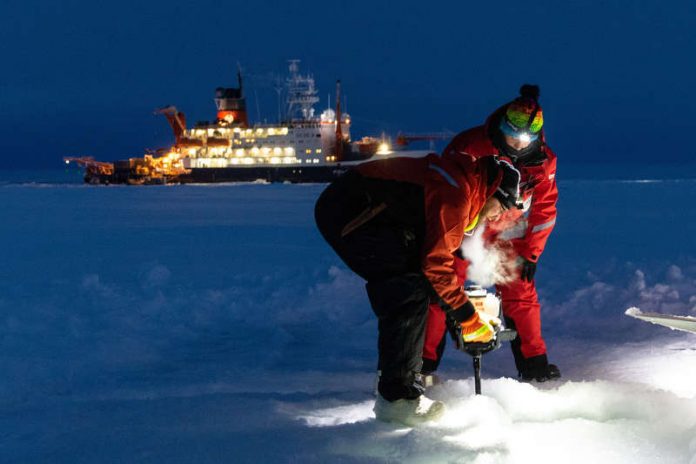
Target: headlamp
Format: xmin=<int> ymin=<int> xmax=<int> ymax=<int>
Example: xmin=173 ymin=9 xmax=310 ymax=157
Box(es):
xmin=500 ymin=118 xmax=539 ymax=142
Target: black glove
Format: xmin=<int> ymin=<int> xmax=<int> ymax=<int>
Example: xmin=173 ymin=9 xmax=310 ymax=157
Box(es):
xmin=520 ymin=259 xmax=537 ymax=282
xmin=448 ymin=300 xmax=476 ymax=323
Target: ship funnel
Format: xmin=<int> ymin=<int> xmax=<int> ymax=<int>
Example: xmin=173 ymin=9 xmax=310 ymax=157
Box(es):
xmin=215 ymin=70 xmax=249 ymax=127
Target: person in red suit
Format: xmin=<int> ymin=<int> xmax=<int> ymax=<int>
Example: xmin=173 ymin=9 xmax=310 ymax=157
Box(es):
xmin=421 ymin=84 xmax=561 ymax=383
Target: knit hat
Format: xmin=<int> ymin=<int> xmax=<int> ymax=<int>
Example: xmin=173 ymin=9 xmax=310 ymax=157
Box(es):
xmin=493 ymin=159 xmax=522 ymax=210
xmin=499 ymin=85 xmax=543 ymax=142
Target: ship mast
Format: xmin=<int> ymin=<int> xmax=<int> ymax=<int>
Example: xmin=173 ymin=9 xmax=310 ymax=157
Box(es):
xmin=335 ymin=80 xmax=343 ymax=162
xmin=285 ymin=60 xmax=319 ymax=121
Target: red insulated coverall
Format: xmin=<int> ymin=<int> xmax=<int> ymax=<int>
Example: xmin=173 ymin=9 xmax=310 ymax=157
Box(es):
xmin=422 ymin=116 xmax=558 ymax=367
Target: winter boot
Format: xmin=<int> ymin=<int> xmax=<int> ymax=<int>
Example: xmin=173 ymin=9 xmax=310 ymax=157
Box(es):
xmin=373 ymin=394 xmax=445 ymax=426
xmin=519 ymin=354 xmax=561 ymax=383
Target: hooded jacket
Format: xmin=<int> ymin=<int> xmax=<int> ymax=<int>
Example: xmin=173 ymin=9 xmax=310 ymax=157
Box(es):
xmin=442 ymin=108 xmax=558 ymax=262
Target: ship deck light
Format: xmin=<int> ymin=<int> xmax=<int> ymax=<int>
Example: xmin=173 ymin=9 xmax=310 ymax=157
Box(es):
xmin=377 ymin=142 xmax=392 ymax=155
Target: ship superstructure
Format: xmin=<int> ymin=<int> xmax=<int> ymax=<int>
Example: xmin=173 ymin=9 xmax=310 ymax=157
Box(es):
xmin=65 ymin=60 xmax=427 ymax=184
xmin=168 ymin=61 xmax=357 ymax=174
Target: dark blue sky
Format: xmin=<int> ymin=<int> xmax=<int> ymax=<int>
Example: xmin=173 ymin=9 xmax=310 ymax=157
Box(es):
xmin=2 ymin=0 xmax=695 ymax=169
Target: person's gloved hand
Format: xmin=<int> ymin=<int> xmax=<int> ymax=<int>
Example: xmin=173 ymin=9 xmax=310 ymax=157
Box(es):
xmin=461 ymin=310 xmax=501 ymax=343
xmin=520 ymin=258 xmax=537 ymax=282
xmin=451 ymin=301 xmax=501 ymax=343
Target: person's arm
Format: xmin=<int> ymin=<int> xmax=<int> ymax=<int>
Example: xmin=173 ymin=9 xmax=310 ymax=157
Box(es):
xmin=420 ymin=161 xmax=500 ymax=344
xmin=516 ymin=154 xmax=558 ymax=263
xmin=421 ymin=181 xmax=472 ymax=315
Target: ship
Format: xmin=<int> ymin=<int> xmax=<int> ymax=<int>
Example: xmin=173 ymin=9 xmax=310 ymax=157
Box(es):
xmin=65 ymin=61 xmax=447 ymax=184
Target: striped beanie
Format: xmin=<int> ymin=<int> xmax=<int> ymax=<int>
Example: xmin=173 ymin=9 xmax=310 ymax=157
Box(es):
xmin=499 ymin=85 xmax=543 ymax=141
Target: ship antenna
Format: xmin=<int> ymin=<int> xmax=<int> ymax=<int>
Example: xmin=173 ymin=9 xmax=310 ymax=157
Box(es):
xmin=274 ymin=76 xmax=283 ymax=123
xmin=236 ymin=62 xmax=243 ymax=96
xmin=335 ymin=80 xmax=343 ymax=162
xmin=254 ymin=89 xmax=262 ymax=124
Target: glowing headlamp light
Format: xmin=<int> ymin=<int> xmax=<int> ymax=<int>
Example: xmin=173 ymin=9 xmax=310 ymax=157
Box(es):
xmin=500 ymin=118 xmax=539 ymax=143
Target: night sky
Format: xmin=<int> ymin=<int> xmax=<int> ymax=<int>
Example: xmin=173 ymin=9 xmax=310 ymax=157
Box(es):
xmin=2 ymin=0 xmax=695 ymax=169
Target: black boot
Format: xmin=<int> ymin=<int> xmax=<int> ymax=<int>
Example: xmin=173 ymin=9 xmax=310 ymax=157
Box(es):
xmin=520 ymin=354 xmax=561 ymax=383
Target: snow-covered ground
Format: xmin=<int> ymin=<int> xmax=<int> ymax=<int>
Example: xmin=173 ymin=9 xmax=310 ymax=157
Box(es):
xmin=2 ymin=169 xmax=696 ymax=463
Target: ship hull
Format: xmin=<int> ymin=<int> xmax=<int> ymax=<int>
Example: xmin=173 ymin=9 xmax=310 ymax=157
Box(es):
xmin=84 ymin=164 xmax=353 ymax=185
xmin=181 ymin=165 xmax=350 ymax=183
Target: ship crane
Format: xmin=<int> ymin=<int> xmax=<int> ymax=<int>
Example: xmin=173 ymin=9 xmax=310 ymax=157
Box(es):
xmin=394 ymin=132 xmax=454 ymax=151
xmin=63 ymin=156 xmax=114 ymax=176
xmin=155 ymin=106 xmax=187 ymax=145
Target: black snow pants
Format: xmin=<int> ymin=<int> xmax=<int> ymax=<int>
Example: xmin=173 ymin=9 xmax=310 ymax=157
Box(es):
xmin=314 ymin=170 xmax=430 ymax=401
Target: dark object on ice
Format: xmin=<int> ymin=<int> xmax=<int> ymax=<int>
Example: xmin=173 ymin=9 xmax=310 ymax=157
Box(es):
xmin=451 ymin=320 xmax=518 ymax=395
xmin=519 ymin=354 xmax=562 ymax=383
xmin=466 ymin=329 xmax=518 ymax=395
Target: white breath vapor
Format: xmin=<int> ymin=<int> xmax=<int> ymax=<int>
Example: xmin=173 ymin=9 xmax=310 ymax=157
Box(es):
xmin=459 ymin=225 xmax=518 ymax=287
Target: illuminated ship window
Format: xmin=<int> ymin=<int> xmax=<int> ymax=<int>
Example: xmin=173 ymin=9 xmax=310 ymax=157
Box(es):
xmin=305 ymin=149 xmax=312 ymax=154
xmin=315 ymin=149 xmax=322 ymax=153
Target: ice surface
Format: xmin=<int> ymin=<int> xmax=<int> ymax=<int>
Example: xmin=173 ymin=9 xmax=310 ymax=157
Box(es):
xmin=1 ymin=172 xmax=696 ymax=463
